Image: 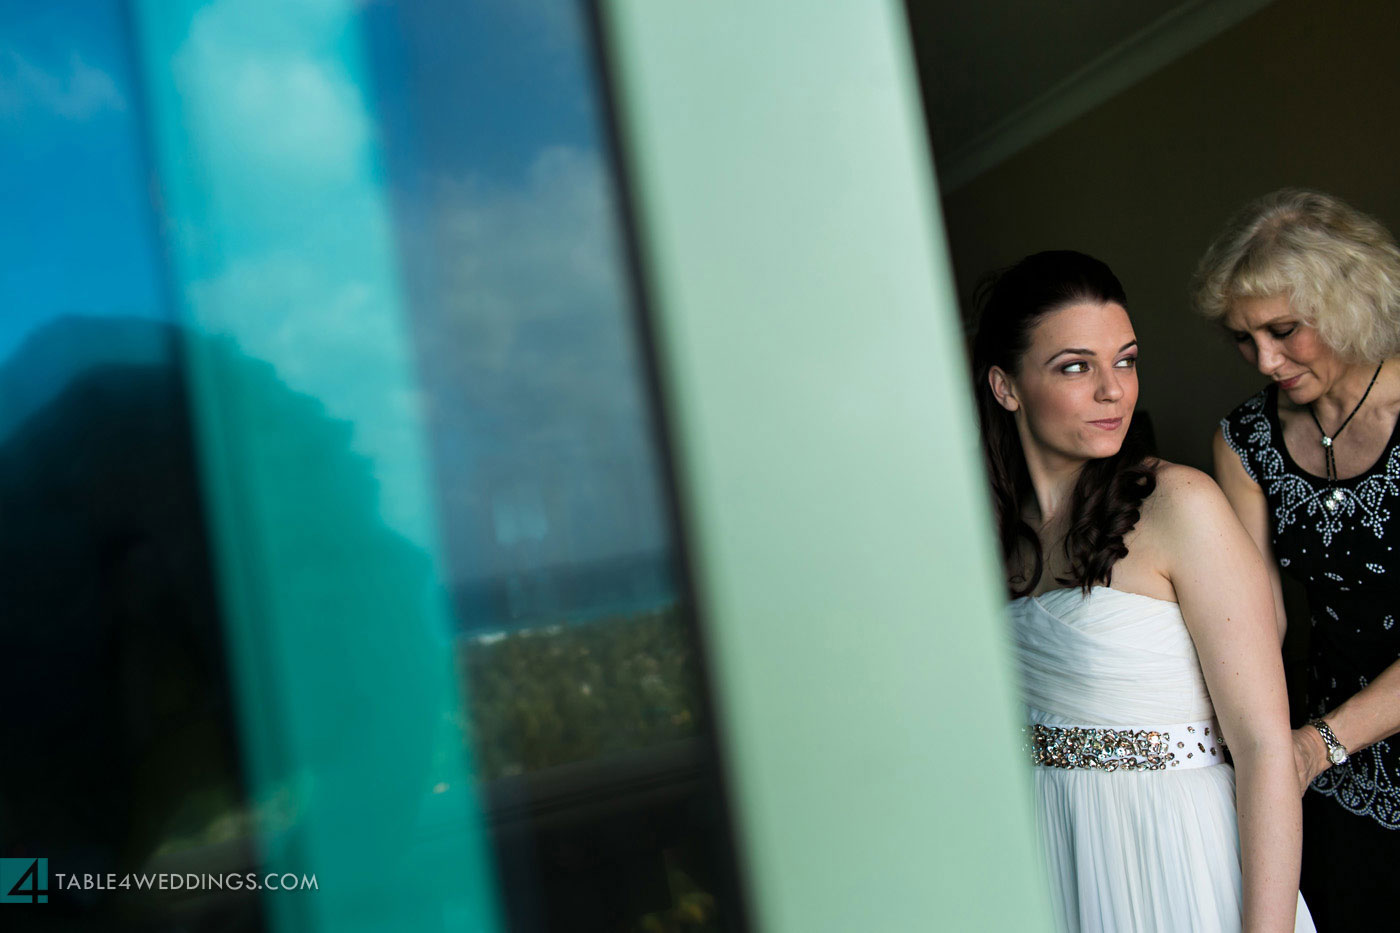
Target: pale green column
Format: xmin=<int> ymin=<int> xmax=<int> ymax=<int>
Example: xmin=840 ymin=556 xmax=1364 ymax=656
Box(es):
xmin=599 ymin=3 xmax=1054 ymax=931
xmin=131 ymin=2 xmax=502 ymax=931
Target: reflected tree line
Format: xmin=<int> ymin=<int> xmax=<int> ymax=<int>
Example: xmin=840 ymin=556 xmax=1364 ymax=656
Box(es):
xmin=461 ymin=604 xmax=703 ymax=780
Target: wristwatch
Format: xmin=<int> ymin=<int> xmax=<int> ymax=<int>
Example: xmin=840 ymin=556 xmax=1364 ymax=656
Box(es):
xmin=1307 ymin=717 xmax=1349 ymax=766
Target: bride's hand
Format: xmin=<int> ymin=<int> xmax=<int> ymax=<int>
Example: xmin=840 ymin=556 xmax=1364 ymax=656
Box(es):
xmin=1291 ymin=726 xmax=1330 ymax=795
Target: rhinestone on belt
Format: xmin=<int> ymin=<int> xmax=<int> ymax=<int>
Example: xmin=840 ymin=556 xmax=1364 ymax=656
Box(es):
xmin=1028 ymin=724 xmax=1217 ymax=772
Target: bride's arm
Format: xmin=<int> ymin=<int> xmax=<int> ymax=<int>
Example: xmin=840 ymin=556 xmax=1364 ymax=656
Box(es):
xmin=1154 ymin=464 xmax=1301 ymax=933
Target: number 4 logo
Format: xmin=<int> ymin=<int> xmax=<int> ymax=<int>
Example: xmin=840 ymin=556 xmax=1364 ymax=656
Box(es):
xmin=1 ymin=859 xmax=48 ymax=905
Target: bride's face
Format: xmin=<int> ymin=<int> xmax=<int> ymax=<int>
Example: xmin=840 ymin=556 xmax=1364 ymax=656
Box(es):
xmin=991 ymin=301 xmax=1139 ymax=463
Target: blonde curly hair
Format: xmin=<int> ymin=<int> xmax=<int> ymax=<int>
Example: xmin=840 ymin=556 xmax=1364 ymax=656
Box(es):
xmin=1193 ymin=189 xmax=1400 ymax=362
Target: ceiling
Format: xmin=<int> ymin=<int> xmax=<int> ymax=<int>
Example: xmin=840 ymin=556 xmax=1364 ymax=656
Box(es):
xmin=904 ymin=0 xmax=1274 ymax=189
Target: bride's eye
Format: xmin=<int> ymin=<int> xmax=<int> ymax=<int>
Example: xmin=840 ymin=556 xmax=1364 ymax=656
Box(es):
xmin=1060 ymin=361 xmax=1089 ymax=374
xmin=1115 ymin=356 xmax=1137 ymax=369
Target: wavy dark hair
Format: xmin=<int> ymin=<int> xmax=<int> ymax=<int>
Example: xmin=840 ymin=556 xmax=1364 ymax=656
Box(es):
xmin=970 ymin=250 xmax=1157 ymax=598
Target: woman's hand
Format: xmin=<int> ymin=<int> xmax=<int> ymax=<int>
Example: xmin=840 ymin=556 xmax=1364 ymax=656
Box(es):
xmin=1291 ymin=725 xmax=1331 ymax=795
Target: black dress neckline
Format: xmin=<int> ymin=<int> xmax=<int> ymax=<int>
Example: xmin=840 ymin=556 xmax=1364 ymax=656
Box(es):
xmin=1265 ymin=383 xmax=1400 ymax=485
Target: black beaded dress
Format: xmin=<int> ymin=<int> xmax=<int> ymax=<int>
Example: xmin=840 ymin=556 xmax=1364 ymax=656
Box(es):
xmin=1221 ymin=385 xmax=1400 ymax=930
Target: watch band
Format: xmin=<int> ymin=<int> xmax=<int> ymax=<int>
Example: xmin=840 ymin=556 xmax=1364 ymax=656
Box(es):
xmin=1308 ymin=717 xmax=1349 ymax=766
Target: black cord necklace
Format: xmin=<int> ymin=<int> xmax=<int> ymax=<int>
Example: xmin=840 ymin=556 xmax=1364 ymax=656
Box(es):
xmin=1308 ymin=362 xmax=1384 ymax=509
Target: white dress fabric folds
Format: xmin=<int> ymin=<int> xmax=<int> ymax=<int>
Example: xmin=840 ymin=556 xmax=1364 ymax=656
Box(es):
xmin=1009 ymin=586 xmax=1314 ymax=933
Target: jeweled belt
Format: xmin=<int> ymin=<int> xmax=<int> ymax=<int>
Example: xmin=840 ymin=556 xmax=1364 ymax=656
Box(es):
xmin=1029 ymin=719 xmax=1224 ymax=772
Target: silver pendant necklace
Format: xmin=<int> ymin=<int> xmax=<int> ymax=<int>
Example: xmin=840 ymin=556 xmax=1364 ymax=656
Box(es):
xmin=1308 ymin=362 xmax=1384 ymax=510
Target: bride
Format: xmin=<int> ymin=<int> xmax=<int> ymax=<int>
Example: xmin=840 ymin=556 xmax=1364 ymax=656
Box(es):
xmin=972 ymin=251 xmax=1312 ymax=932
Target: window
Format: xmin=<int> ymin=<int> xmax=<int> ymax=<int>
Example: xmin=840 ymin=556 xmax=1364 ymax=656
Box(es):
xmin=2 ymin=1 xmax=743 ymax=930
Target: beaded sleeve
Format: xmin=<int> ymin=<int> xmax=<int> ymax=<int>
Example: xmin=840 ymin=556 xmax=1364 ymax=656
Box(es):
xmin=1218 ymin=389 xmax=1268 ymax=484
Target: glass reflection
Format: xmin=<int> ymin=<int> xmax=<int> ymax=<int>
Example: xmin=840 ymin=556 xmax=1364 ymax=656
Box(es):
xmin=361 ymin=0 xmax=703 ymax=771
xmin=2 ymin=0 xmax=742 ymax=928
xmin=0 ymin=0 xmax=168 ymax=414
xmin=0 ymin=3 xmax=261 ymax=929
xmin=361 ymin=1 xmax=740 ymax=930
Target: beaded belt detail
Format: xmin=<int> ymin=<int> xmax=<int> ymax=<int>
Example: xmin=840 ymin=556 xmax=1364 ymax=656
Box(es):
xmin=1029 ymin=720 xmax=1223 ymax=772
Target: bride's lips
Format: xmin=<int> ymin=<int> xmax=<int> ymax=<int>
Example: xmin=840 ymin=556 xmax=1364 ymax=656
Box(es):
xmin=1277 ymin=374 xmax=1303 ymax=390
xmin=1088 ymin=418 xmax=1123 ymax=431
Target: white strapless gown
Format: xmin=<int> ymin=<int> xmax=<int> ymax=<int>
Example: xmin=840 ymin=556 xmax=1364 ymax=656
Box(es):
xmin=1010 ymin=586 xmax=1314 ymax=933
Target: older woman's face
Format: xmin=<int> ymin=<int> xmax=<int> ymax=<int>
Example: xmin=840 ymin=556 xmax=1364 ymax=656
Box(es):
xmin=994 ymin=300 xmax=1139 ymax=464
xmin=1224 ymin=295 xmax=1343 ymax=404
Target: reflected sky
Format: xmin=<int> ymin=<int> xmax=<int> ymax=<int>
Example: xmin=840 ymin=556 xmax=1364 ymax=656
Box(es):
xmin=2 ymin=0 xmax=674 ymax=623
xmin=0 ymin=0 xmax=166 ymax=359
xmin=363 ymin=0 xmax=674 ymax=606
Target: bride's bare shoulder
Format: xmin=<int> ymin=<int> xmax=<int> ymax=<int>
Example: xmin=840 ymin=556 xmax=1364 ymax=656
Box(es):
xmin=1140 ymin=458 xmax=1235 ymax=529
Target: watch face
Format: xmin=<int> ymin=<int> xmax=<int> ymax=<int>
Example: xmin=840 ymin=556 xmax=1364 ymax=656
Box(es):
xmin=1328 ymin=747 xmax=1348 ymax=765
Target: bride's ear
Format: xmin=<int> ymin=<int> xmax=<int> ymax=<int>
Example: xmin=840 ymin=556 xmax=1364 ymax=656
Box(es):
xmin=988 ymin=366 xmax=1020 ymax=412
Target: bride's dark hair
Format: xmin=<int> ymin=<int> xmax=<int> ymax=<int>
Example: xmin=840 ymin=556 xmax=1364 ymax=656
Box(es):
xmin=970 ymin=250 xmax=1156 ymax=599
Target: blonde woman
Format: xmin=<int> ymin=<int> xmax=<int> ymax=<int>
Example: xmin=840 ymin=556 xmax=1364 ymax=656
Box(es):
xmin=1197 ymin=189 xmax=1400 ymax=930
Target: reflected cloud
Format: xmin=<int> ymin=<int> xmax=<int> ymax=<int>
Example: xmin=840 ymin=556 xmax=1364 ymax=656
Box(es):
xmin=166 ymin=0 xmax=436 ymax=546
xmin=175 ymin=15 xmax=371 ymax=184
xmin=409 ymin=144 xmax=671 ymax=579
xmin=484 ymin=0 xmax=579 ymax=57
xmin=0 ymin=49 xmax=126 ymax=119
xmin=183 ymin=225 xmax=431 ymax=545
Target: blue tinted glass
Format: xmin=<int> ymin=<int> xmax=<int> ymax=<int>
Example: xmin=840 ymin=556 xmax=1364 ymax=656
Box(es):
xmin=362 ymin=2 xmax=704 ymax=765
xmin=359 ymin=2 xmax=743 ymax=928
xmin=0 ymin=2 xmax=263 ymax=929
xmin=0 ymin=0 xmax=171 ymax=425
xmin=3 ymin=0 xmax=742 ymax=928
xmin=365 ymin=1 xmax=676 ymax=637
